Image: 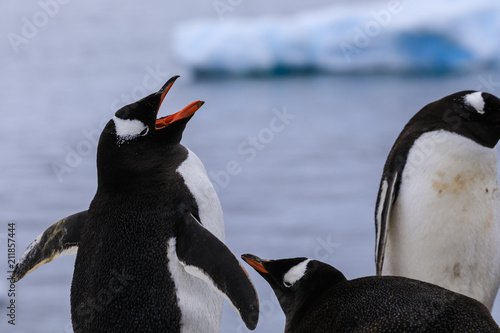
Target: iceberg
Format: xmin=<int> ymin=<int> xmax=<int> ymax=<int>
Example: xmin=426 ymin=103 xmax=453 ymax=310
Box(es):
xmin=171 ymin=0 xmax=500 ymax=76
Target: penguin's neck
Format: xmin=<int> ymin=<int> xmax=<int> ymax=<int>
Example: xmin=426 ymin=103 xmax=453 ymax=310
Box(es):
xmin=286 ymin=267 xmax=346 ymax=327
xmin=95 ymin=144 xmax=188 ymax=194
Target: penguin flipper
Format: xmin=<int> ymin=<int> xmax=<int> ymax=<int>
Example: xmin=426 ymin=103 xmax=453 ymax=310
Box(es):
xmin=175 ymin=214 xmax=259 ymax=330
xmin=375 ymin=171 xmax=399 ymax=276
xmin=12 ymin=210 xmax=87 ymax=282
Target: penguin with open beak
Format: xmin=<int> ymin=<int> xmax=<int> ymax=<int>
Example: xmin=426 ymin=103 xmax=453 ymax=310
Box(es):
xmin=13 ymin=76 xmax=259 ymax=332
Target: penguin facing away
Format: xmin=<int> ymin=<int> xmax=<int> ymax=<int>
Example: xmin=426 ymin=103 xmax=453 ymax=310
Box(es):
xmin=242 ymin=254 xmax=500 ymax=333
xmin=375 ymin=91 xmax=500 ymax=310
xmin=13 ymin=76 xmax=259 ymax=332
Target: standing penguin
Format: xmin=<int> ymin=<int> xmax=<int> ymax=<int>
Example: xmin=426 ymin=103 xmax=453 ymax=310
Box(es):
xmin=13 ymin=76 xmax=259 ymax=332
xmin=242 ymin=254 xmax=500 ymax=332
xmin=375 ymin=91 xmax=500 ymax=310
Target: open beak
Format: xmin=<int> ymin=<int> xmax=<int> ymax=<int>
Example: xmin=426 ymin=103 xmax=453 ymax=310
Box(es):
xmin=158 ymin=75 xmax=180 ymax=105
xmin=241 ymin=254 xmax=269 ymax=274
xmin=156 ymin=101 xmax=204 ymax=130
xmin=154 ymin=76 xmax=205 ymax=130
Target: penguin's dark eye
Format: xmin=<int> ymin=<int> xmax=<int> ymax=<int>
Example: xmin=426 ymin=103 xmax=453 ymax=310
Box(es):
xmin=283 ymin=281 xmax=292 ymax=288
xmin=140 ymin=127 xmax=149 ymax=136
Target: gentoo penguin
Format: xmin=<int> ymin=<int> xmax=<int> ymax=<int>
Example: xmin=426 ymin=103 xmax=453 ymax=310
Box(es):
xmin=13 ymin=76 xmax=259 ymax=332
xmin=242 ymin=254 xmax=500 ymax=332
xmin=375 ymin=91 xmax=500 ymax=310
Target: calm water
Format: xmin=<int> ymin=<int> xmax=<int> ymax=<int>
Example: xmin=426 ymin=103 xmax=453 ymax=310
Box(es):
xmin=1 ymin=2 xmax=500 ymax=333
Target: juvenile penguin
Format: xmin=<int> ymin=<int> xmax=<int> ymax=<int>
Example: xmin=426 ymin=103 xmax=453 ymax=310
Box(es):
xmin=375 ymin=91 xmax=500 ymax=310
xmin=242 ymin=254 xmax=500 ymax=333
xmin=13 ymin=76 xmax=259 ymax=332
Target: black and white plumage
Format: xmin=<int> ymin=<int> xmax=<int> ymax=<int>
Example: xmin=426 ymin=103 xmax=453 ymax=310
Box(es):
xmin=375 ymin=91 xmax=500 ymax=310
xmin=13 ymin=76 xmax=259 ymax=332
xmin=242 ymin=254 xmax=500 ymax=333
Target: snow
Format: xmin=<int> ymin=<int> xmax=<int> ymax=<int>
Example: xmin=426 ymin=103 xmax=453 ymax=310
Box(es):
xmin=172 ymin=0 xmax=500 ymax=75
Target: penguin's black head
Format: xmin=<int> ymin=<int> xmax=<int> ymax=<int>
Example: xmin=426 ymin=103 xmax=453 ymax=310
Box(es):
xmin=103 ymin=75 xmax=203 ymax=147
xmin=97 ymin=76 xmax=204 ymax=190
xmin=241 ymin=254 xmax=346 ymax=316
xmin=428 ymin=90 xmax=500 ymax=148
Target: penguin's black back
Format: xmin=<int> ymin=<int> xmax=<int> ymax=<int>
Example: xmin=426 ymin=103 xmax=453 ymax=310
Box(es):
xmin=288 ymin=275 xmax=499 ymax=333
xmin=71 ymin=145 xmax=197 ymax=332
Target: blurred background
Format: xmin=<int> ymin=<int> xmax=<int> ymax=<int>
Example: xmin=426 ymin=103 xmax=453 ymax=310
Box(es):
xmin=1 ymin=0 xmax=500 ymax=332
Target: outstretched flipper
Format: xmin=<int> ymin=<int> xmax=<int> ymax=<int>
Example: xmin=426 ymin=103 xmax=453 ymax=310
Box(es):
xmin=12 ymin=210 xmax=88 ymax=282
xmin=175 ymin=213 xmax=259 ymax=330
xmin=375 ymin=171 xmax=399 ymax=275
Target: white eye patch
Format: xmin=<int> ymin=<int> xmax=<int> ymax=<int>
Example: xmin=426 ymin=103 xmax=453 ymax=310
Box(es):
xmin=112 ymin=116 xmax=149 ymax=144
xmin=464 ymin=92 xmax=485 ymax=114
xmin=283 ymin=259 xmax=311 ymax=287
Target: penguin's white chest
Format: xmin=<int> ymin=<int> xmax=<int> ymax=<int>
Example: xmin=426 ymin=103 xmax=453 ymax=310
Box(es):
xmin=167 ymin=239 xmax=222 ymax=333
xmin=167 ymin=148 xmax=224 ymax=333
xmin=176 ymin=148 xmax=224 ymax=241
xmin=385 ymin=130 xmax=500 ymax=309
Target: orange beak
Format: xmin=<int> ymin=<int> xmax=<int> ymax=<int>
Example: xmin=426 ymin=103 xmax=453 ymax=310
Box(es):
xmin=155 ymin=101 xmax=205 ymax=130
xmin=154 ymin=75 xmax=204 ymax=130
xmin=242 ymin=254 xmax=269 ymax=274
